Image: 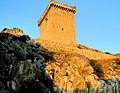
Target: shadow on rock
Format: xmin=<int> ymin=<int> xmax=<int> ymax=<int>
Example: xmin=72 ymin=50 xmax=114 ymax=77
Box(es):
xmin=0 ymin=33 xmax=55 ymax=93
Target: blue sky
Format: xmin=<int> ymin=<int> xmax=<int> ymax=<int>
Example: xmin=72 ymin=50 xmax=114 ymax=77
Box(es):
xmin=0 ymin=0 xmax=120 ymax=53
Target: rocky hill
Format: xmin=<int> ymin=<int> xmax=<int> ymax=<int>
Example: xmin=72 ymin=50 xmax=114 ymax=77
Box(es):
xmin=0 ymin=28 xmax=120 ymax=93
xmin=34 ymin=37 xmax=120 ymax=92
xmin=0 ymin=32 xmax=56 ymax=93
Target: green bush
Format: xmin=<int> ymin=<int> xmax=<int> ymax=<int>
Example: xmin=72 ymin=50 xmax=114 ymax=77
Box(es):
xmin=90 ymin=60 xmax=104 ymax=78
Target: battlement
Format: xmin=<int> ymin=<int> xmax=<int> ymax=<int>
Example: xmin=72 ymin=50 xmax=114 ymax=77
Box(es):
xmin=38 ymin=1 xmax=76 ymax=26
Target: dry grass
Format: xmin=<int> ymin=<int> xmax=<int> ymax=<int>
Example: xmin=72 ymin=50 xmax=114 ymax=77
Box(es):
xmin=90 ymin=60 xmax=104 ymax=78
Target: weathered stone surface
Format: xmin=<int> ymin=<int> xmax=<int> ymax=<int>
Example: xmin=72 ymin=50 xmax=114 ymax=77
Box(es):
xmin=34 ymin=39 xmax=117 ymax=60
xmin=45 ymin=51 xmax=120 ymax=93
xmin=0 ymin=33 xmax=55 ymax=93
xmin=46 ymin=53 xmax=95 ymax=91
xmin=1 ymin=28 xmax=120 ymax=93
xmin=53 ymin=78 xmax=120 ymax=93
xmin=38 ymin=1 xmax=76 ymax=45
xmin=1 ymin=28 xmax=24 ymax=36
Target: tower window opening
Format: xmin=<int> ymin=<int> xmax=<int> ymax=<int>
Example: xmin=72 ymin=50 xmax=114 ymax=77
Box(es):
xmin=62 ymin=28 xmax=64 ymax=31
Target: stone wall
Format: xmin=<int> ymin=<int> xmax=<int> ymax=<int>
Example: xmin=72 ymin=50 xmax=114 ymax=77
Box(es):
xmin=38 ymin=1 xmax=76 ymax=45
xmin=33 ymin=39 xmax=117 ymax=60
xmin=1 ymin=28 xmax=24 ymax=36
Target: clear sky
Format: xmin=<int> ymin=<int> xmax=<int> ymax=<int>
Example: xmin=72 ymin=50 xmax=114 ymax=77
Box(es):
xmin=0 ymin=0 xmax=120 ymax=53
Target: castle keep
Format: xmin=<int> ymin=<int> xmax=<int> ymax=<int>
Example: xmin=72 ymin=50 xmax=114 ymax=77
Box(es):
xmin=38 ymin=0 xmax=76 ymax=45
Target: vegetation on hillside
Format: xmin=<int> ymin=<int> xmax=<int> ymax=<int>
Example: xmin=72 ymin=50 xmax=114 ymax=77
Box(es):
xmin=90 ymin=60 xmax=104 ymax=78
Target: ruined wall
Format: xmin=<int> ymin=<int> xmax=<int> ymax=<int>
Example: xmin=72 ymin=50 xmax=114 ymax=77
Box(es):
xmin=40 ymin=5 xmax=76 ymax=45
xmin=34 ymin=39 xmax=117 ymax=60
xmin=1 ymin=28 xmax=24 ymax=36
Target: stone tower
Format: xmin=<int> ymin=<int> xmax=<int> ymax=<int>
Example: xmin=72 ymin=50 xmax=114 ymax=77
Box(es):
xmin=38 ymin=1 xmax=76 ymax=45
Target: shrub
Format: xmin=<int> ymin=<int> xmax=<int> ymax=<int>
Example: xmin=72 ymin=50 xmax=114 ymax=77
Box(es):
xmin=90 ymin=60 xmax=104 ymax=78
xmin=115 ymin=58 xmax=120 ymax=65
xmin=41 ymin=50 xmax=55 ymax=61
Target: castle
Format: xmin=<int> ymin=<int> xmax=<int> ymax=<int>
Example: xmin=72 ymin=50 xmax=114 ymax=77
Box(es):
xmin=0 ymin=1 xmax=120 ymax=92
xmin=38 ymin=0 xmax=76 ymax=45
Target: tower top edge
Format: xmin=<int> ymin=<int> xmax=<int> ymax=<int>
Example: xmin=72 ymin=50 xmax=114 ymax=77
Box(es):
xmin=38 ymin=1 xmax=76 ymax=26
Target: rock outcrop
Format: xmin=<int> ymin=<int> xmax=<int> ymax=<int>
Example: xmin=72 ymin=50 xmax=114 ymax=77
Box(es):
xmin=34 ymin=38 xmax=120 ymax=93
xmin=0 ymin=32 xmax=55 ymax=93
xmin=45 ymin=52 xmax=120 ymax=93
xmin=46 ymin=53 xmax=98 ymax=91
xmin=54 ymin=78 xmax=120 ymax=93
xmin=0 ymin=28 xmax=120 ymax=93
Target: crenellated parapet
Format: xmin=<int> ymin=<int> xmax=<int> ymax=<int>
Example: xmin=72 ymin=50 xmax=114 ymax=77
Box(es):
xmin=38 ymin=1 xmax=76 ymax=26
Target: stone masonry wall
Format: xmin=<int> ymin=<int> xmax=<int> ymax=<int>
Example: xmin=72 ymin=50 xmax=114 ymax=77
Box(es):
xmin=1 ymin=28 xmax=24 ymax=36
xmin=33 ymin=39 xmax=117 ymax=60
xmin=39 ymin=3 xmax=76 ymax=45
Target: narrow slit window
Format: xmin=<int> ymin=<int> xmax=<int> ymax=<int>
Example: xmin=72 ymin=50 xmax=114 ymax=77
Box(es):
xmin=62 ymin=28 xmax=64 ymax=31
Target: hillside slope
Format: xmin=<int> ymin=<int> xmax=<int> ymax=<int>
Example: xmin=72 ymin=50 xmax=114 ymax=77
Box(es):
xmin=34 ymin=38 xmax=120 ymax=92
xmin=1 ymin=28 xmax=120 ymax=93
